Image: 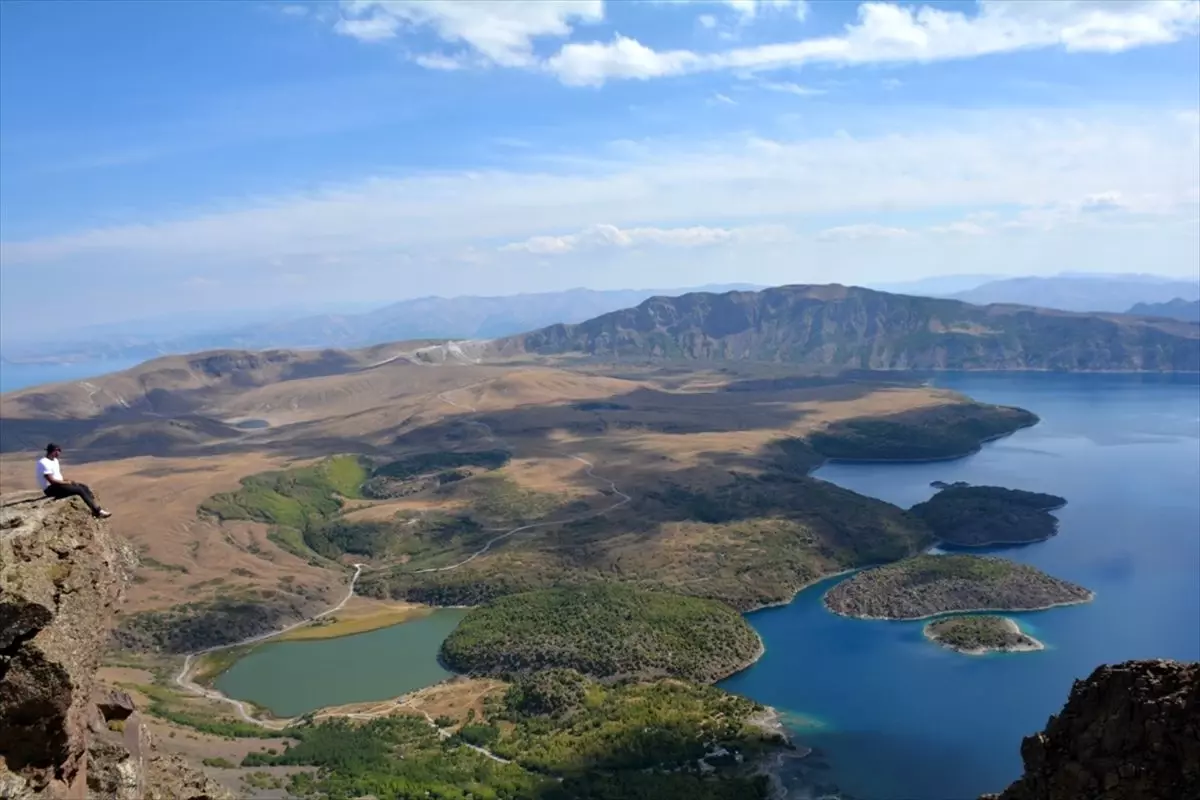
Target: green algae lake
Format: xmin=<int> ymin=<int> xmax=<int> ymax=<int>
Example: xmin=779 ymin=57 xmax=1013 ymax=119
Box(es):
xmin=213 ymin=609 xmax=467 ymax=716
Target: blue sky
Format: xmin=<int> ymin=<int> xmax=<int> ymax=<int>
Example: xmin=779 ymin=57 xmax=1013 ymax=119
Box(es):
xmin=1 ymin=0 xmax=1198 ymax=336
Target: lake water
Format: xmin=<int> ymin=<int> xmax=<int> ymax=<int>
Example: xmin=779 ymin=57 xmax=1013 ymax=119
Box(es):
xmin=720 ymin=372 xmax=1200 ymax=800
xmin=214 ymin=609 xmax=468 ymax=717
xmin=0 ymin=359 xmax=146 ymax=393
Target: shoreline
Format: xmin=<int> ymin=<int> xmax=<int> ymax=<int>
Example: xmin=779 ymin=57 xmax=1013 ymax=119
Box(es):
xmin=823 ymin=590 xmax=1096 ymax=622
xmin=923 ymin=616 xmax=1046 ymax=656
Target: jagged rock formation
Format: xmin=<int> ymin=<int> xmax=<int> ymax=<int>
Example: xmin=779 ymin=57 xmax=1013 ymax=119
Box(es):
xmin=983 ymin=660 xmax=1200 ymax=800
xmin=0 ymin=491 xmax=229 ymax=799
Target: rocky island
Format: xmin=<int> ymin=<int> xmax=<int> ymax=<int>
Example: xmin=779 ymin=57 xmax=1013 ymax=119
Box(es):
xmin=911 ymin=484 xmax=1067 ymax=547
xmin=924 ymin=615 xmax=1044 ymax=655
xmin=823 ymin=555 xmax=1094 ymax=620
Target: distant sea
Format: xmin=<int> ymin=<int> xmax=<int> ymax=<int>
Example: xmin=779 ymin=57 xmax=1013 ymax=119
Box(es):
xmin=720 ymin=372 xmax=1200 ymax=800
xmin=0 ymin=359 xmax=145 ymax=394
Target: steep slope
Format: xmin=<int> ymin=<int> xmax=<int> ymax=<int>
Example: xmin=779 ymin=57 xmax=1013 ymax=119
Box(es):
xmin=1128 ymin=298 xmax=1200 ymax=322
xmin=0 ymin=491 xmax=229 ymax=799
xmin=982 ymin=660 xmax=1198 ymax=800
xmin=495 ymin=284 xmax=1200 ymax=371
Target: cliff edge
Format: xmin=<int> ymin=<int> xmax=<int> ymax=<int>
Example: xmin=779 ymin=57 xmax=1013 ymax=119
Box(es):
xmin=983 ymin=659 xmax=1199 ymax=800
xmin=0 ymin=491 xmax=229 ymax=799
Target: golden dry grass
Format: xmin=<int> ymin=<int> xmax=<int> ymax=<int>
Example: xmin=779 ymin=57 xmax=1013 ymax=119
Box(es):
xmin=2 ymin=357 xmax=962 ymax=614
xmin=273 ymin=597 xmax=433 ymax=642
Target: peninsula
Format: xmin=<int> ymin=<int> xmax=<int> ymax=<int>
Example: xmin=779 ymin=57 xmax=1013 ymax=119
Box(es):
xmin=440 ymin=584 xmax=763 ymax=683
xmin=924 ymin=615 xmax=1045 ymax=655
xmin=910 ymin=485 xmax=1067 ymax=547
xmin=823 ymin=555 xmax=1093 ymax=620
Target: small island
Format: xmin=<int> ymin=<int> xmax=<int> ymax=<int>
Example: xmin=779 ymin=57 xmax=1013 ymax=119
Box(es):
xmin=441 ymin=583 xmax=763 ymax=683
xmin=823 ymin=554 xmax=1093 ymax=620
xmin=923 ymin=615 xmax=1045 ymax=655
xmin=910 ymin=484 xmax=1067 ymax=547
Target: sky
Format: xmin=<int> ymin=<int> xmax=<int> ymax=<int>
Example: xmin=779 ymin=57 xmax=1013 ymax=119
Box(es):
xmin=1 ymin=0 xmax=1198 ymax=337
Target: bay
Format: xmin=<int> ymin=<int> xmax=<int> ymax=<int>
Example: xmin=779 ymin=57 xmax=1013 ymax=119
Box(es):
xmin=720 ymin=372 xmax=1200 ymax=800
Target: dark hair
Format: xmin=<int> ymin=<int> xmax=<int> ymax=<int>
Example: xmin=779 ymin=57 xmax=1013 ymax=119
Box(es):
xmin=46 ymin=443 xmax=60 ymax=456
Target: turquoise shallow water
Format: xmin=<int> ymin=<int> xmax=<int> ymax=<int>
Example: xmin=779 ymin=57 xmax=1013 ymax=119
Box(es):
xmin=720 ymin=372 xmax=1200 ymax=800
xmin=214 ymin=609 xmax=468 ymax=717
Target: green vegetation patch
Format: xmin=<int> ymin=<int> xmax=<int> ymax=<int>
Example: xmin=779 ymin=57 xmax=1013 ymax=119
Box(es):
xmin=114 ymin=592 xmax=308 ymax=653
xmin=911 ymin=484 xmax=1066 ymax=546
xmin=240 ymin=675 xmax=781 ymax=800
xmin=808 ymin=403 xmax=1038 ymax=462
xmin=824 ymin=554 xmax=1093 ymax=620
xmin=441 ymin=584 xmax=761 ymax=683
xmin=200 ymin=455 xmax=367 ymax=529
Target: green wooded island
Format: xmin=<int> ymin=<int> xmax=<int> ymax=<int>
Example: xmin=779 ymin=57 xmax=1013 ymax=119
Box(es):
xmin=440 ymin=584 xmax=763 ymax=683
xmin=823 ymin=555 xmax=1094 ymax=620
xmin=923 ymin=615 xmax=1045 ymax=655
xmin=910 ymin=484 xmax=1067 ymax=547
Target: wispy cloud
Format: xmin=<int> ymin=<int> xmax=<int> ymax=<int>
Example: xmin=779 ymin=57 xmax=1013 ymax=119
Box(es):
xmin=500 ymin=222 xmax=787 ymax=254
xmin=3 ymin=109 xmax=1195 ymax=269
xmin=817 ymin=223 xmax=913 ymax=241
xmin=760 ymin=81 xmax=825 ymax=97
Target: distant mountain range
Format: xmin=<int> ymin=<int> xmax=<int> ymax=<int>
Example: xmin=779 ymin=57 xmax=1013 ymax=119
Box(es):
xmin=4 ymin=273 xmax=1197 ymax=367
xmin=494 ymin=284 xmax=1200 ymax=372
xmin=1127 ymin=298 xmax=1200 ymax=322
xmin=945 ymin=273 xmax=1199 ymax=313
xmin=0 ymin=284 xmax=762 ymax=365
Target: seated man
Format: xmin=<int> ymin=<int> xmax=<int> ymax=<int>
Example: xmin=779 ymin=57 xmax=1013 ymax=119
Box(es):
xmin=38 ymin=443 xmax=112 ymax=519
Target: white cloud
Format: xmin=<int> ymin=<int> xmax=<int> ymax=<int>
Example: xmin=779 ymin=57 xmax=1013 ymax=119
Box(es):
xmin=698 ymin=13 xmax=718 ymax=29
xmin=545 ymin=0 xmax=1200 ymax=86
xmin=761 ymin=81 xmax=825 ymax=96
xmin=3 ymin=109 xmax=1195 ymax=270
xmin=280 ymin=5 xmax=309 ymax=17
xmin=1080 ymin=190 xmax=1128 ymax=213
xmin=336 ymin=0 xmax=604 ymax=67
xmin=414 ymin=52 xmax=469 ymax=71
xmin=710 ymin=92 xmax=737 ymax=105
xmin=882 ymin=77 xmax=903 ymax=90
xmin=817 ymin=223 xmax=913 ymax=241
xmin=500 ymin=223 xmax=786 ymax=254
xmin=930 ymin=220 xmax=989 ymax=235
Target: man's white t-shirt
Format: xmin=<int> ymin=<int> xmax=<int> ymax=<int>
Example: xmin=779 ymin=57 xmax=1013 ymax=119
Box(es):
xmin=37 ymin=457 xmax=63 ymax=491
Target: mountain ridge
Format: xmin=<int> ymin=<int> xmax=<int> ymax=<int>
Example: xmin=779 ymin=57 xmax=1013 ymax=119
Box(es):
xmin=492 ymin=283 xmax=1200 ymax=372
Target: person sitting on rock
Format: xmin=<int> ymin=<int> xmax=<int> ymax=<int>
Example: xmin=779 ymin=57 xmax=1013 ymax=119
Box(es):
xmin=38 ymin=443 xmax=112 ymax=518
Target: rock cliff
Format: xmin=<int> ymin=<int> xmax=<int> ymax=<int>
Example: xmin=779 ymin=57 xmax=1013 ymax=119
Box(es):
xmin=983 ymin=659 xmax=1199 ymax=800
xmin=0 ymin=491 xmax=229 ymax=799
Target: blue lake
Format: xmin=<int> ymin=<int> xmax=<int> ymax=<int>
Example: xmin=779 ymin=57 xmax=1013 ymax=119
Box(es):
xmin=720 ymin=372 xmax=1200 ymax=800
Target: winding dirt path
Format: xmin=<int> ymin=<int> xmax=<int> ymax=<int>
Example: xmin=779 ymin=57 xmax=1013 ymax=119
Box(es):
xmin=172 ymin=564 xmax=364 ymax=728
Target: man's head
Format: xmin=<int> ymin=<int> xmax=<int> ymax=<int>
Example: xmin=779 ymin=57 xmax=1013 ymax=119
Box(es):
xmin=45 ymin=443 xmax=61 ymax=459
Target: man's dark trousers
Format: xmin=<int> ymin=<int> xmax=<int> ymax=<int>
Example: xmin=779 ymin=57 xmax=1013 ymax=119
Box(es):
xmin=44 ymin=482 xmax=102 ymax=515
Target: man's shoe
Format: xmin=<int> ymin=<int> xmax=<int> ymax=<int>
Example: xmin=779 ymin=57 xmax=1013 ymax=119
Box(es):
xmin=97 ymin=509 xmax=113 ymax=519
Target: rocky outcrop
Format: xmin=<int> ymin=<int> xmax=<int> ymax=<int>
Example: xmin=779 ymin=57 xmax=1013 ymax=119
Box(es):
xmin=983 ymin=660 xmax=1200 ymax=800
xmin=0 ymin=491 xmax=229 ymax=799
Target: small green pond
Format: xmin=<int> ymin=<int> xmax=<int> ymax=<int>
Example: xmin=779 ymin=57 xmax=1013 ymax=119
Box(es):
xmin=213 ymin=609 xmax=468 ymax=716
